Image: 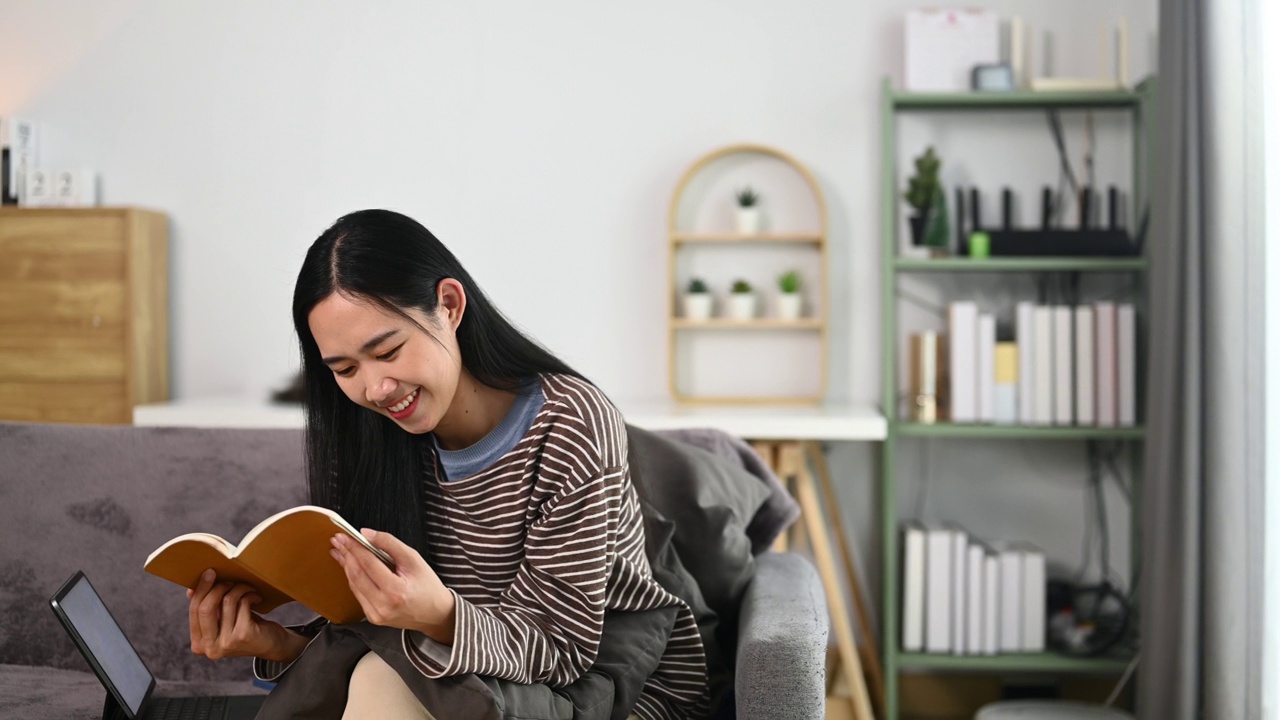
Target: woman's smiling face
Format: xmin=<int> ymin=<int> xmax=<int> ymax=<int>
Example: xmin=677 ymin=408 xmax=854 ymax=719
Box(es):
xmin=308 ymin=288 xmax=463 ymax=435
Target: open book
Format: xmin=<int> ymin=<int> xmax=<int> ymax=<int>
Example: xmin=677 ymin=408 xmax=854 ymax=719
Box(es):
xmin=144 ymin=505 xmax=394 ymax=624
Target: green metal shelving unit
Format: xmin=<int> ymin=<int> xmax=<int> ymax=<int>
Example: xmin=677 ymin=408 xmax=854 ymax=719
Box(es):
xmin=878 ymin=76 xmax=1154 ymax=719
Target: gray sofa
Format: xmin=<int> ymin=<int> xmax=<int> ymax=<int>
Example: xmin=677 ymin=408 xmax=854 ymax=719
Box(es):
xmin=0 ymin=422 xmax=828 ymax=719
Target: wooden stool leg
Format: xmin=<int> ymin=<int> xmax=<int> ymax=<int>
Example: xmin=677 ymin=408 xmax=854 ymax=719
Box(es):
xmin=806 ymin=442 xmax=886 ymax=720
xmin=750 ymin=441 xmax=791 ymax=553
xmin=779 ymin=442 xmax=874 ymax=720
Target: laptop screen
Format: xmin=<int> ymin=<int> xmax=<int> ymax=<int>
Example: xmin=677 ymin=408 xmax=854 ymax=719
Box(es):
xmin=52 ymin=573 xmax=153 ymax=717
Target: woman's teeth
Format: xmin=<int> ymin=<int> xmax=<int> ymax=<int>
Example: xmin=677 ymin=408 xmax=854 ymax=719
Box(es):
xmin=389 ymin=389 xmax=418 ymax=413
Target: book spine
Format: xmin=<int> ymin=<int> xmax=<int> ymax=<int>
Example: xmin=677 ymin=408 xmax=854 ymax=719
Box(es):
xmin=977 ymin=314 xmax=996 ymax=423
xmin=994 ymin=342 xmax=1018 ymax=424
xmin=966 ymin=543 xmax=985 ymax=655
xmin=1021 ymin=548 xmax=1047 ymax=652
xmin=1117 ymin=303 xmax=1137 ymax=426
xmin=1016 ymin=302 xmax=1036 ymax=423
xmin=983 ymin=554 xmax=1000 ymax=654
xmin=925 ymin=527 xmax=953 ymax=653
xmin=951 ymin=529 xmax=968 ymax=655
xmin=1095 ymin=302 xmax=1118 ymax=427
xmin=1052 ymin=306 xmax=1074 ymax=426
xmin=998 ymin=548 xmax=1022 ymax=652
xmin=1033 ymin=306 xmax=1054 ymax=425
xmin=948 ymin=302 xmax=978 ymax=423
xmin=902 ymin=525 xmax=926 ymax=652
xmin=1075 ymin=306 xmax=1096 ymax=425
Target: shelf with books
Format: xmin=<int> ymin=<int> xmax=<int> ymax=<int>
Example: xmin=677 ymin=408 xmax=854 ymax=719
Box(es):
xmin=896 ymin=651 xmax=1133 ymax=674
xmin=893 ymin=423 xmax=1145 ymax=441
xmin=894 ymin=257 xmax=1149 ymax=273
xmin=878 ymin=75 xmax=1154 ymax=720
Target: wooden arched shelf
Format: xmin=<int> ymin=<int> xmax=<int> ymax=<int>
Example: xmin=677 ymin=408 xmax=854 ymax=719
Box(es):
xmin=666 ymin=143 xmax=829 ymax=405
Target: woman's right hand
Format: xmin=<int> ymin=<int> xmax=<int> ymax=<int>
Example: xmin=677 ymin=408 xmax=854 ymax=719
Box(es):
xmin=187 ymin=568 xmax=308 ymax=663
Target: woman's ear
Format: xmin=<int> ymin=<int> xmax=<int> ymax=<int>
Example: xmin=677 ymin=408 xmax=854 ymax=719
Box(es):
xmin=436 ymin=279 xmax=466 ymax=329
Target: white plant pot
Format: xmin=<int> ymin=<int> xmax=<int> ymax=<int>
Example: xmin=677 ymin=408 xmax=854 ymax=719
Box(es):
xmin=728 ymin=293 xmax=757 ymax=321
xmin=777 ymin=292 xmax=803 ymax=320
xmin=682 ymin=293 xmax=713 ymax=321
xmin=735 ymin=207 xmax=762 ymax=234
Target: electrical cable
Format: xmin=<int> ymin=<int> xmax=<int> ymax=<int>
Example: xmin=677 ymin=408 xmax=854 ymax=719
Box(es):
xmin=1105 ymin=654 xmax=1141 ymax=706
xmin=1045 ymin=110 xmax=1080 ymax=226
xmin=894 ymin=286 xmax=948 ymax=318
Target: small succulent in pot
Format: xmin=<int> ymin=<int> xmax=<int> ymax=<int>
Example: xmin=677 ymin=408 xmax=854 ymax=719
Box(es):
xmin=734 ymin=187 xmax=763 ymax=233
xmin=776 ymin=270 xmax=803 ymax=320
xmin=682 ymin=277 xmax=713 ymax=320
xmin=728 ymin=279 xmax=757 ymax=321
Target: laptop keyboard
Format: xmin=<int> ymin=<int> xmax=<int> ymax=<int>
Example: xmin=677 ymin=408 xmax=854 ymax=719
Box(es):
xmin=147 ymin=696 xmax=226 ymax=720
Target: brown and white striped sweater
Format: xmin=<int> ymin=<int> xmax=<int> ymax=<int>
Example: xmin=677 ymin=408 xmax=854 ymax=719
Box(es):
xmin=403 ymin=373 xmax=708 ymax=718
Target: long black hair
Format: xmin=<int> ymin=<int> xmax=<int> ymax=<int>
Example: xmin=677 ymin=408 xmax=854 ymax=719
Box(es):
xmin=292 ymin=209 xmax=585 ymax=550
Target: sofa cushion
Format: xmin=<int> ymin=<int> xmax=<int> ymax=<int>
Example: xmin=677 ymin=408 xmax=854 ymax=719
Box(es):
xmin=0 ymin=423 xmax=310 ymax=682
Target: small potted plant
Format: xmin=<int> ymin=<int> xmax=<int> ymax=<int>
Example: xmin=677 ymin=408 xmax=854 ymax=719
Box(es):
xmin=903 ymin=147 xmax=949 ymax=253
xmin=682 ymin=277 xmax=713 ymax=321
xmin=734 ymin=186 xmax=762 ymax=234
xmin=776 ymin=269 xmax=803 ymax=320
xmin=728 ymin=278 xmax=756 ymax=320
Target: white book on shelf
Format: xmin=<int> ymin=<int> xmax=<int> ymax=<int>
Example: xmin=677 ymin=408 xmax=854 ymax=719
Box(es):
xmin=948 ymin=302 xmax=978 ymax=423
xmin=1033 ymin=306 xmax=1054 ymax=425
xmin=1052 ymin=306 xmax=1074 ymax=425
xmin=901 ymin=523 xmax=926 ymax=652
xmin=950 ymin=527 xmax=968 ymax=655
xmin=1117 ymin=303 xmax=1137 ymax=426
xmin=1095 ymin=302 xmax=1118 ymax=427
xmin=1020 ymin=545 xmax=1047 ymax=652
xmin=966 ymin=542 xmax=986 ymax=655
xmin=924 ymin=525 xmax=953 ymax=653
xmin=1016 ymin=302 xmax=1036 ymax=424
xmin=983 ymin=552 xmax=1000 ymax=655
xmin=1075 ymin=306 xmax=1096 ymax=426
xmin=996 ymin=544 xmax=1023 ymax=652
xmin=977 ymin=314 xmax=996 ymax=423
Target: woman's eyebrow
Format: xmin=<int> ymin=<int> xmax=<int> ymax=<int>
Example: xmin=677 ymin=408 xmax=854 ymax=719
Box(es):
xmin=321 ymin=330 xmax=400 ymax=365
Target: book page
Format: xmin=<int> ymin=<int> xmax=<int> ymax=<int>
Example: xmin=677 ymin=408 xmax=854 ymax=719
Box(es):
xmin=235 ymin=507 xmax=376 ymax=624
xmin=143 ymin=537 xmax=292 ymax=613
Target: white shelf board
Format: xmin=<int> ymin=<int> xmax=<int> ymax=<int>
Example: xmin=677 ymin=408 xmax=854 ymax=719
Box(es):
xmin=135 ymin=395 xmax=887 ymax=441
xmin=618 ymin=400 xmax=886 ymax=441
xmin=134 ymin=395 xmax=305 ymax=428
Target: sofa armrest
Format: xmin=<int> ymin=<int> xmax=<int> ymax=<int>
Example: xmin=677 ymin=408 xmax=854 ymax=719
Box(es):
xmin=735 ymin=552 xmax=829 ymax=720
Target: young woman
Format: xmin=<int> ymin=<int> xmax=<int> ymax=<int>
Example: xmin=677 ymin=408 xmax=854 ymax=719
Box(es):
xmin=184 ymin=210 xmax=708 ymax=719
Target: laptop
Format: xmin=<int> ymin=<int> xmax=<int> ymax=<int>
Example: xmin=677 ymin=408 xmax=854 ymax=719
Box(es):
xmin=49 ymin=570 xmax=267 ymax=720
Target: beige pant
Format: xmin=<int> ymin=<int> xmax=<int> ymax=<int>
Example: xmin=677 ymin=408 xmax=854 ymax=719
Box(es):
xmin=342 ymin=652 xmax=435 ymax=720
xmin=341 ymin=651 xmax=643 ymax=720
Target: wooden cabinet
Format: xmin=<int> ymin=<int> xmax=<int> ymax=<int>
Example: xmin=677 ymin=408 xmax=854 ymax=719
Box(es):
xmin=0 ymin=208 xmax=168 ymax=424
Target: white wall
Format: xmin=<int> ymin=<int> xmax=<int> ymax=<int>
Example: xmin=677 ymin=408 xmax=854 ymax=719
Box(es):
xmin=1 ymin=0 xmax=1157 ymax=622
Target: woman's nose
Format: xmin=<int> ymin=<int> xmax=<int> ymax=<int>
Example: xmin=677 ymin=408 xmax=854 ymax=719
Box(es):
xmin=367 ymin=377 xmax=397 ymax=405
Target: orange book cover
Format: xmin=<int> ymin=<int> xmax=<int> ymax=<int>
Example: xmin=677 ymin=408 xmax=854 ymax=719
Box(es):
xmin=144 ymin=505 xmax=393 ymax=624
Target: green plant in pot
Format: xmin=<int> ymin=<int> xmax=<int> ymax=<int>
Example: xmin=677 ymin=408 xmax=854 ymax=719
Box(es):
xmin=776 ymin=270 xmax=803 ymax=320
xmin=729 ymin=278 xmax=757 ymax=321
xmin=734 ymin=186 xmax=762 ymax=234
xmin=682 ymin=277 xmax=713 ymax=321
xmin=903 ymin=146 xmax=950 ymax=252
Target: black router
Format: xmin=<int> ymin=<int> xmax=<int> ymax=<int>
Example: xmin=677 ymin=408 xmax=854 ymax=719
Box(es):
xmin=958 ymin=186 xmax=1143 ymax=258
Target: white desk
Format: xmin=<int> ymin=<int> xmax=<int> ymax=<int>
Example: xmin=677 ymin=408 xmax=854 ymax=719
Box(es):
xmin=134 ymin=396 xmax=887 ymax=440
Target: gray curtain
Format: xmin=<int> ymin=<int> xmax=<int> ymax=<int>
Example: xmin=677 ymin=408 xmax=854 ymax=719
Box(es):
xmin=1139 ymin=1 xmax=1267 ymax=718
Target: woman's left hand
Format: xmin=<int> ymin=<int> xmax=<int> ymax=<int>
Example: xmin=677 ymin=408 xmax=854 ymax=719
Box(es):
xmin=330 ymin=528 xmax=456 ymax=643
